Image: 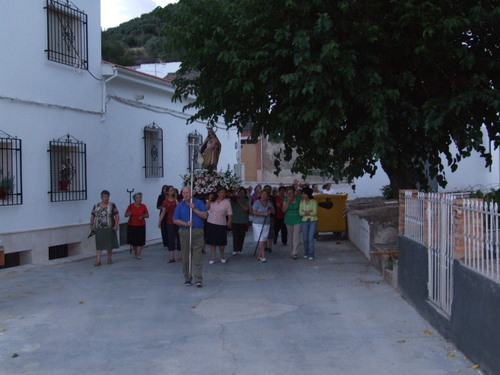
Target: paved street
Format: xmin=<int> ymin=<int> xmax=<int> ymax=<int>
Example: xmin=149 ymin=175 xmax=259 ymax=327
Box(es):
xmin=0 ymin=234 xmax=480 ymax=375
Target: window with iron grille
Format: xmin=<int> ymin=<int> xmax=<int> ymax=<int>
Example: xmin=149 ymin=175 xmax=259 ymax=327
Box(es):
xmin=48 ymin=134 xmax=87 ymax=202
xmin=45 ymin=0 xmax=88 ymax=70
xmin=188 ymin=131 xmax=203 ymax=171
xmin=144 ymin=123 xmax=164 ymax=178
xmin=0 ymin=131 xmax=23 ymax=206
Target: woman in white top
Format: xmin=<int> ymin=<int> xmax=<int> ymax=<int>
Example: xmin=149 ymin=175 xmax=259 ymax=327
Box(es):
xmin=322 ymin=183 xmax=335 ymax=194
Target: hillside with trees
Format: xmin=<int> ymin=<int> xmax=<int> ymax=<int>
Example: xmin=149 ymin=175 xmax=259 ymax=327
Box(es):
xmin=101 ymin=5 xmax=179 ymax=66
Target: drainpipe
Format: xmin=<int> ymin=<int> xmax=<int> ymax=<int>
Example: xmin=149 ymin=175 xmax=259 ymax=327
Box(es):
xmin=101 ymin=66 xmax=118 ymax=121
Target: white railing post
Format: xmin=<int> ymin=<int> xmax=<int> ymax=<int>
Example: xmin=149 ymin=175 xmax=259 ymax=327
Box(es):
xmin=401 ymin=192 xmax=500 ymax=315
xmin=463 ymin=198 xmax=499 ymax=282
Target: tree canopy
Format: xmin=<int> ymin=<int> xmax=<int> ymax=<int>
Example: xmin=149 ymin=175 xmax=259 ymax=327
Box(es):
xmin=160 ymin=0 xmax=499 ymax=192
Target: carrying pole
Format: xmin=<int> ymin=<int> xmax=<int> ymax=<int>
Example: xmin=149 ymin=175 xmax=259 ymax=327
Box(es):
xmin=188 ymin=140 xmax=196 ymax=280
xmin=253 ymin=213 xmax=268 ymax=257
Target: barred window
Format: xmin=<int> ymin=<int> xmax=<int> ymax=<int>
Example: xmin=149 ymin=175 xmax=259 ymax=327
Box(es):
xmin=144 ymin=123 xmax=164 ymax=178
xmin=45 ymin=0 xmax=88 ymax=70
xmin=0 ymin=131 xmax=22 ymax=206
xmin=188 ymin=130 xmax=203 ymax=171
xmin=48 ymin=134 xmax=87 ymax=202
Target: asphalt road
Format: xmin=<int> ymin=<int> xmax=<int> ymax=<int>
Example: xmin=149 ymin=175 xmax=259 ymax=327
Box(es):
xmin=0 ymin=233 xmax=481 ymax=375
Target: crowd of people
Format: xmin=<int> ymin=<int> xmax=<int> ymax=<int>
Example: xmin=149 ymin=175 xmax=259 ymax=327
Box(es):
xmin=89 ymin=180 xmax=332 ymax=287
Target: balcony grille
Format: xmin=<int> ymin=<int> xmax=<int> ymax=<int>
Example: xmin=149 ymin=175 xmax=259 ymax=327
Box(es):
xmin=48 ymin=134 xmax=87 ymax=202
xmin=0 ymin=131 xmax=22 ymax=206
xmin=144 ymin=123 xmax=164 ymax=178
xmin=45 ymin=0 xmax=88 ymax=69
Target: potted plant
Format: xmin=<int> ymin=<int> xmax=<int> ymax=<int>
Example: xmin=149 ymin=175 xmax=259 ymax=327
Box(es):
xmin=59 ymin=160 xmax=75 ymax=191
xmin=0 ymin=172 xmax=14 ymax=199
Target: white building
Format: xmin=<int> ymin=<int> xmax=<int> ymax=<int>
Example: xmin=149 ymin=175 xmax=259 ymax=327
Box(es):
xmin=0 ymin=0 xmax=238 ymax=266
xmin=134 ymin=62 xmax=182 ymax=78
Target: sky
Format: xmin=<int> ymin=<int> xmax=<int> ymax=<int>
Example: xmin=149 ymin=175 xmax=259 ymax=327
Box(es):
xmin=101 ymin=0 xmax=178 ymax=29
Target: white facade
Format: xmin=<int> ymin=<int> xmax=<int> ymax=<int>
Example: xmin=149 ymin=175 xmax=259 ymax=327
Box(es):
xmin=0 ymin=1 xmax=238 ymax=266
xmin=439 ymin=133 xmax=500 ymax=193
xmin=327 ymin=138 xmax=499 ymax=198
xmin=334 ymin=143 xmax=499 ymax=198
xmin=134 ymin=62 xmax=182 ymax=78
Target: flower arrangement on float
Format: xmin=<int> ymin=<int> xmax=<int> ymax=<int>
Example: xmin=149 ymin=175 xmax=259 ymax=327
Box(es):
xmin=181 ymin=165 xmax=241 ymax=197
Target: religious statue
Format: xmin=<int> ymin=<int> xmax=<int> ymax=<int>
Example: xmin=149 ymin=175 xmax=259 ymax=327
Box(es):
xmin=200 ymin=127 xmax=221 ymax=172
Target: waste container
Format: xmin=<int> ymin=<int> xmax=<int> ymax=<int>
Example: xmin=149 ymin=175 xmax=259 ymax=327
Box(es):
xmin=314 ymin=194 xmax=348 ymax=235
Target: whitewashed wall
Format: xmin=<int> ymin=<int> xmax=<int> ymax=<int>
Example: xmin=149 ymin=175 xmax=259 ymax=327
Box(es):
xmin=0 ymin=0 xmax=103 ymax=263
xmin=0 ymin=1 xmax=102 ymax=112
xmin=324 ymin=144 xmax=499 ymax=199
xmin=0 ymin=1 xmax=238 ymax=265
xmin=102 ymin=69 xmax=238 ymax=243
xmin=439 ymin=132 xmax=499 ymax=192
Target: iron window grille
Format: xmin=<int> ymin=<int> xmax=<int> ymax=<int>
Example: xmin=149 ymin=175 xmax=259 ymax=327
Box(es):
xmin=48 ymin=134 xmax=87 ymax=202
xmin=45 ymin=0 xmax=88 ymax=70
xmin=0 ymin=130 xmax=23 ymax=206
xmin=144 ymin=123 xmax=164 ymax=178
xmin=188 ymin=130 xmax=203 ymax=171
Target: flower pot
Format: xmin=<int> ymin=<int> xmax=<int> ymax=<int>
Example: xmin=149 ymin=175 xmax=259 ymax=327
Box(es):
xmin=0 ymin=189 xmax=6 ymax=200
xmin=59 ymin=180 xmax=70 ymax=191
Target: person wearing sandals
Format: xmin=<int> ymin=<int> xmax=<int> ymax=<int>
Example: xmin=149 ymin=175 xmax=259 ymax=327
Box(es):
xmin=230 ymin=187 xmax=249 ymax=255
xmin=158 ymin=186 xmax=182 ymax=263
xmin=125 ymin=192 xmax=149 ymax=259
xmin=205 ymin=186 xmax=233 ymax=264
xmin=173 ymin=187 xmax=208 ymax=287
xmin=263 ymin=184 xmax=276 ymax=254
xmin=282 ymin=186 xmax=302 ymax=260
xmin=90 ymin=190 xmax=120 ymax=266
xmin=299 ymin=187 xmax=318 ymax=260
xmin=252 ymin=189 xmax=275 ymax=263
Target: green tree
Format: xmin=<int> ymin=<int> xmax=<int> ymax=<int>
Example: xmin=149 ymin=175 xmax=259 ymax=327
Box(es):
xmin=144 ymin=36 xmax=165 ymax=60
xmin=101 ymin=8 xmax=180 ymax=65
xmin=161 ymin=0 xmax=499 ymax=192
xmin=102 ymin=40 xmax=135 ymax=66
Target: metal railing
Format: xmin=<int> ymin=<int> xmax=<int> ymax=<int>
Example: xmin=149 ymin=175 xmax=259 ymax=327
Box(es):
xmin=45 ymin=0 xmax=88 ymax=70
xmin=402 ymin=191 xmax=500 ymax=283
xmin=463 ymin=199 xmax=500 ymax=281
xmin=403 ymin=191 xmax=425 ymax=244
xmin=401 ymin=191 xmax=500 ymax=317
xmin=48 ymin=134 xmax=87 ymax=202
xmin=426 ymin=193 xmax=455 ymax=315
xmin=143 ymin=123 xmax=164 ymax=178
xmin=0 ymin=132 xmax=23 ymax=206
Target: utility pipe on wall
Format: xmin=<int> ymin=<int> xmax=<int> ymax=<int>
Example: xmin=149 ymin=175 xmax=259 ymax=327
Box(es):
xmin=101 ymin=66 xmax=118 ymax=120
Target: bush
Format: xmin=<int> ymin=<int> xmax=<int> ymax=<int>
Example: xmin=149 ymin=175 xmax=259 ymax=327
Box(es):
xmin=380 ymin=185 xmax=395 ymax=199
xmin=468 ymin=188 xmax=500 ymax=203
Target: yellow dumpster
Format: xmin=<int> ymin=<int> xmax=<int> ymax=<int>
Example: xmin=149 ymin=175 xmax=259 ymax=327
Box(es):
xmin=314 ymin=194 xmax=348 ymax=234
